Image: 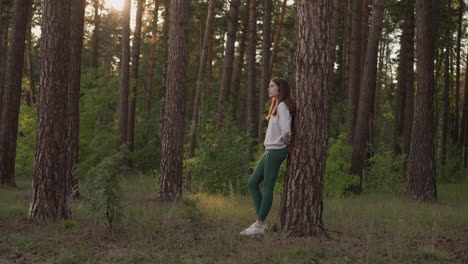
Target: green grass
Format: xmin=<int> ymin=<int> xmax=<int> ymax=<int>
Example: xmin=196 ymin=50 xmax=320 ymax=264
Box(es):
xmin=0 ymin=176 xmax=467 ymax=263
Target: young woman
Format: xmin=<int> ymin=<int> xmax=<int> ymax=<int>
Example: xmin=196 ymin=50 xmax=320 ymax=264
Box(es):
xmin=240 ymin=77 xmax=294 ymax=236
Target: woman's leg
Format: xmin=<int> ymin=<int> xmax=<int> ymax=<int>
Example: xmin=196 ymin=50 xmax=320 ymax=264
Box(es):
xmin=258 ymin=148 xmax=288 ymax=221
xmin=248 ymin=152 xmax=267 ymax=218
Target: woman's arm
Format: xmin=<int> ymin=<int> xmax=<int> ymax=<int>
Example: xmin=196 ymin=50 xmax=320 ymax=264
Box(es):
xmin=278 ymin=103 xmax=292 ymax=144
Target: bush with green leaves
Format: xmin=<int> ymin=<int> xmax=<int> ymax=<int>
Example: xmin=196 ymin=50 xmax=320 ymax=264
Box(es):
xmin=78 ymin=68 xmax=119 ymax=178
xmin=364 ymin=146 xmax=406 ymax=194
xmin=81 ymin=148 xmax=127 ymax=229
xmin=15 ymin=104 xmax=36 ymax=178
xmin=324 ymin=133 xmax=358 ymax=197
xmin=437 ymin=144 xmax=468 ymax=184
xmin=185 ymin=117 xmax=251 ymax=195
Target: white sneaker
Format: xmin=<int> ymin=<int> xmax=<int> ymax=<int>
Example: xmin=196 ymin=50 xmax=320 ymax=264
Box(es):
xmin=240 ymin=222 xmax=268 ymax=236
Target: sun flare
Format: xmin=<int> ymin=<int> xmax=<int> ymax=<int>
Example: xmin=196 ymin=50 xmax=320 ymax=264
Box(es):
xmin=104 ymin=0 xmax=124 ymax=11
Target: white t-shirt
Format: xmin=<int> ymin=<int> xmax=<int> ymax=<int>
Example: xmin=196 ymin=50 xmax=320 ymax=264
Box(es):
xmin=264 ymin=102 xmax=292 ymax=149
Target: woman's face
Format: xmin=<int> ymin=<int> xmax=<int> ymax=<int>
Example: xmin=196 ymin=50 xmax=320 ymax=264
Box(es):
xmin=268 ymin=81 xmax=279 ymax=98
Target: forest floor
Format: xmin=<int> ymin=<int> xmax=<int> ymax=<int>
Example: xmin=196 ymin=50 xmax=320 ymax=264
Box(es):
xmin=0 ymin=175 xmax=467 ymax=264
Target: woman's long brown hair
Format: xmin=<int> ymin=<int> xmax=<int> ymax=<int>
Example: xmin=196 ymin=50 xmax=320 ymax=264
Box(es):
xmin=266 ymin=78 xmax=295 ymax=120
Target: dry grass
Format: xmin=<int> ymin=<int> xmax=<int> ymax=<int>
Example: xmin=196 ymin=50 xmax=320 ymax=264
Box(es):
xmin=0 ymin=176 xmax=467 ymax=264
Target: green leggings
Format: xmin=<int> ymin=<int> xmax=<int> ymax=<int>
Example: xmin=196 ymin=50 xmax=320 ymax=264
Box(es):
xmin=248 ymin=148 xmax=288 ymax=221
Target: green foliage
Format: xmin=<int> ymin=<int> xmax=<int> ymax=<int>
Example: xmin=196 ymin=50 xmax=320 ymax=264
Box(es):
xmin=364 ymin=147 xmax=406 ymax=195
xmin=81 ymin=148 xmax=127 ymax=230
xmin=15 ymin=104 xmax=36 ymax=178
xmin=78 ymin=68 xmax=119 ymax=178
xmin=325 ymin=133 xmax=358 ymax=197
xmin=132 ymin=115 xmax=161 ymax=174
xmin=437 ymin=144 xmax=468 ymax=184
xmin=185 ymin=116 xmax=251 ymax=195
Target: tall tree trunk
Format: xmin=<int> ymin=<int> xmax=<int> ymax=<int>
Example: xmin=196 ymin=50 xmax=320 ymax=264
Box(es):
xmin=406 ymin=0 xmax=438 ymax=201
xmin=440 ymin=0 xmax=451 ymax=166
xmin=0 ymin=2 xmax=11 ymax=123
xmin=462 ymin=53 xmax=468 ymax=167
xmin=246 ymin=0 xmax=257 ymax=138
xmin=361 ymin=0 xmax=369 ymax=72
xmin=257 ymin=0 xmax=272 ymax=143
xmin=144 ymin=0 xmax=160 ymax=120
xmin=454 ymin=1 xmax=464 ymax=144
xmin=0 ymin=0 xmax=3 ymax=114
xmin=346 ymin=0 xmax=363 ymax=144
xmin=215 ymin=0 xmax=240 ymax=132
xmin=279 ymin=0 xmax=333 ymax=237
xmin=402 ymin=0 xmax=416 ymax=157
xmin=0 ymin=0 xmax=31 ymax=186
xmin=127 ymin=0 xmax=146 ymax=168
xmin=232 ymin=6 xmax=248 ymax=121
xmin=118 ymin=0 xmax=131 ymax=151
xmin=340 ymin=0 xmax=352 ymax=134
xmin=28 ymin=0 xmax=71 ymax=223
xmin=159 ymin=0 xmax=170 ymax=131
xmin=186 ymin=0 xmax=215 ymax=189
xmin=349 ymin=0 xmax=386 ymax=193
xmin=24 ymin=9 xmax=35 ymax=106
xmin=91 ymin=0 xmax=100 ymax=70
xmin=157 ymin=0 xmax=190 ymax=201
xmin=395 ymin=0 xmax=415 ymax=155
xmin=269 ymin=0 xmax=286 ymax=74
xmin=66 ymin=0 xmax=85 ymax=198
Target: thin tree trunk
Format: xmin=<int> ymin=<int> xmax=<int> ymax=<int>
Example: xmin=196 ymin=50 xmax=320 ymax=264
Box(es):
xmin=144 ymin=0 xmax=160 ymax=120
xmin=232 ymin=7 xmax=248 ymax=122
xmin=127 ymin=0 xmax=146 ymax=168
xmin=24 ymin=9 xmax=35 ymax=106
xmin=0 ymin=0 xmax=31 ymax=186
xmin=118 ymin=0 xmax=131 ymax=151
xmin=346 ymin=0 xmax=363 ymax=144
xmin=159 ymin=0 xmax=170 ymax=131
xmin=462 ymin=53 xmax=468 ymax=167
xmin=395 ymin=0 xmax=415 ymax=156
xmin=28 ymin=0 xmax=71 ymax=223
xmin=207 ymin=35 xmax=214 ymax=81
xmin=186 ymin=0 xmax=215 ymax=188
xmin=406 ymin=0 xmax=438 ymax=201
xmin=361 ymin=0 xmax=369 ymax=72
xmin=279 ymin=0 xmax=333 ymax=237
xmin=91 ymin=0 xmax=100 ymax=70
xmin=340 ymin=0 xmax=352 ymax=134
xmin=215 ymin=0 xmax=240 ymax=132
xmin=157 ymin=0 xmax=190 ymax=201
xmin=454 ymin=1 xmax=464 ymax=144
xmin=0 ymin=0 xmax=3 ymax=112
xmin=246 ymin=0 xmax=257 ymax=138
xmin=258 ymin=0 xmax=272 ymax=142
xmin=269 ymin=0 xmax=286 ymax=74
xmin=440 ymin=0 xmax=451 ymax=166
xmin=402 ymin=0 xmax=416 ymax=157
xmin=349 ymin=0 xmax=386 ymax=193
xmin=66 ymin=0 xmax=86 ymax=198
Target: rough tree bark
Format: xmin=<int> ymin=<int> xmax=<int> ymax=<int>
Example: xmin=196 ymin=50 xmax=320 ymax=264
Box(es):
xmin=157 ymin=0 xmax=190 ymax=201
xmin=278 ymin=0 xmax=333 ymax=237
xmin=406 ymin=0 xmax=439 ymax=201
xmin=0 ymin=0 xmax=31 ymax=186
xmin=28 ymin=0 xmax=71 ymax=223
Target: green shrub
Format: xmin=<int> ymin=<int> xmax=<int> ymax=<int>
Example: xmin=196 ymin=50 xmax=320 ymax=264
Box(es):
xmin=185 ymin=116 xmax=251 ymax=195
xmin=437 ymin=144 xmax=468 ymax=184
xmin=15 ymin=104 xmax=36 ymax=178
xmin=81 ymin=148 xmax=127 ymax=230
xmin=364 ymin=146 xmax=406 ymax=194
xmin=325 ymin=133 xmax=358 ymax=197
